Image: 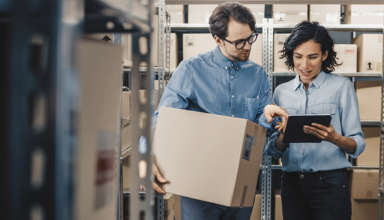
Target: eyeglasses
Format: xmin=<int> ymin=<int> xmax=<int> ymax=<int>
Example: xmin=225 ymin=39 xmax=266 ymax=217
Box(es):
xmin=222 ymin=32 xmax=258 ymax=50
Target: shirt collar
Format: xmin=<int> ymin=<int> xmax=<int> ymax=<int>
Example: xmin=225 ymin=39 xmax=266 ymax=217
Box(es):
xmin=292 ymin=71 xmax=327 ymax=91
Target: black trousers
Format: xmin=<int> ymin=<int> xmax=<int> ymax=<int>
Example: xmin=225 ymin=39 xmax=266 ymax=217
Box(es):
xmin=281 ymin=169 xmax=351 ymax=220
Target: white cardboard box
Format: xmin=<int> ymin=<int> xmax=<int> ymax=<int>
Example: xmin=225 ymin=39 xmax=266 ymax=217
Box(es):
xmin=309 ymin=4 xmax=340 ymax=24
xmin=75 ymin=39 xmax=122 ymax=220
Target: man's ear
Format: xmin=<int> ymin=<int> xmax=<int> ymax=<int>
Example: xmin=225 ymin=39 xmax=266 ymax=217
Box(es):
xmin=214 ymin=35 xmax=224 ymax=47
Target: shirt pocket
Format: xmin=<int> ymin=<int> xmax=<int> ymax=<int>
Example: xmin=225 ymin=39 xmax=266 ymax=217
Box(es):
xmin=308 ymin=103 xmax=337 ymax=116
xmin=245 ymin=97 xmax=261 ymax=121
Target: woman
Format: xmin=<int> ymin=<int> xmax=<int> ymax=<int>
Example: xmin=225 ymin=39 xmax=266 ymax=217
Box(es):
xmin=266 ymin=21 xmax=366 ymax=220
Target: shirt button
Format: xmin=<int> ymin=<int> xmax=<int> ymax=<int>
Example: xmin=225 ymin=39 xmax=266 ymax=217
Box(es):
xmin=230 ymin=76 xmax=234 ymax=79
xmin=232 ymin=115 xmax=235 ymax=117
xmin=231 ymin=95 xmax=235 ymax=98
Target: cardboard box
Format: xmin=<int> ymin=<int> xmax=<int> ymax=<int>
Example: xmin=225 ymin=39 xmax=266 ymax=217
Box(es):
xmin=356 ymin=81 xmax=381 ymax=122
xmin=273 ymin=5 xmax=308 ymax=25
xmin=345 ymin=5 xmax=384 ymax=25
xmin=153 ymin=107 xmax=266 ymax=207
xmin=351 ymin=170 xmax=378 ymax=200
xmin=354 ymin=34 xmax=383 ymax=73
xmin=183 ymin=34 xmax=216 ymax=59
xmin=274 ymin=34 xmax=293 ymax=73
xmin=250 ymin=194 xmax=262 ymax=220
xmin=357 ymin=127 xmax=380 ymax=167
xmin=183 ymin=34 xmax=263 ymax=65
xmin=75 ymin=39 xmax=122 ymax=220
xmin=310 ymin=5 xmax=340 ymax=24
xmin=352 ymin=200 xmax=378 ymax=220
xmin=275 ymin=194 xmax=283 ymax=220
xmin=164 ymin=194 xmax=182 ymax=220
xmin=333 ymin=44 xmax=357 ymax=73
xmin=188 ymin=4 xmax=265 ymax=25
xmin=167 ymin=5 xmax=184 ymax=24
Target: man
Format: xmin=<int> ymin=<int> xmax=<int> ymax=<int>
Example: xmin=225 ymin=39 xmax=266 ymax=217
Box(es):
xmin=153 ymin=2 xmax=287 ymax=219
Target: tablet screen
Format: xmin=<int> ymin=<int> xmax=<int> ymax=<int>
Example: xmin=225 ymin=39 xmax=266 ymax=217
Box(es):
xmin=283 ymin=114 xmax=332 ymax=143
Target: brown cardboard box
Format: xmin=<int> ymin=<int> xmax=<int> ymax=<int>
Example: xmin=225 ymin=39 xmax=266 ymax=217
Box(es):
xmin=354 ymin=34 xmax=383 ymax=73
xmin=345 ymin=5 xmax=384 ymax=25
xmin=356 ymin=81 xmax=381 ymax=122
xmin=274 ymin=34 xmax=293 ymax=73
xmin=357 ymin=127 xmax=380 ymax=167
xmin=273 ymin=5 xmax=308 ymax=24
xmin=352 ymin=200 xmax=378 ymax=220
xmin=183 ymin=34 xmax=263 ymax=66
xmin=153 ymin=107 xmax=266 ymax=207
xmin=351 ymin=170 xmax=378 ymax=200
xmin=310 ymin=5 xmax=340 ymax=24
xmin=250 ymin=194 xmax=262 ymax=220
xmin=275 ymin=194 xmax=283 ymax=220
xmin=165 ymin=194 xmax=182 ymax=220
xmin=333 ymin=44 xmax=357 ymax=73
xmin=75 ymin=39 xmax=122 ymax=220
xmin=188 ymin=4 xmax=265 ymax=25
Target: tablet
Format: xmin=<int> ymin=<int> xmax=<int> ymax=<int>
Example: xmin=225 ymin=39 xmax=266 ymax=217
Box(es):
xmin=283 ymin=114 xmax=332 ymax=143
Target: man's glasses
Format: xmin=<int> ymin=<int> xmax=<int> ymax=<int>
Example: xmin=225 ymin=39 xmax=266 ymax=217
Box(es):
xmin=222 ymin=32 xmax=259 ymax=50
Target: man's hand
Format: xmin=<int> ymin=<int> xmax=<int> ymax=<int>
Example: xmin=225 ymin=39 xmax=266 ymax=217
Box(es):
xmin=152 ymin=163 xmax=169 ymax=194
xmin=264 ymin=104 xmax=288 ymax=132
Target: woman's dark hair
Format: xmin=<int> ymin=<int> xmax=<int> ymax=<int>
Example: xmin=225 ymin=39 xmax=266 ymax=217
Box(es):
xmin=209 ymin=2 xmax=256 ymax=39
xmin=280 ymin=21 xmax=340 ymax=73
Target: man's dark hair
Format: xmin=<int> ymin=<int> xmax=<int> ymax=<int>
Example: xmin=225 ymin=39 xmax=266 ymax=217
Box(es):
xmin=209 ymin=2 xmax=256 ymax=39
xmin=280 ymin=21 xmax=340 ymax=73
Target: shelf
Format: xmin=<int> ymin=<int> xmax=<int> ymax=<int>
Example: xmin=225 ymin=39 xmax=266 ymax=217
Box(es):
xmin=270 ymin=165 xmax=380 ymax=170
xmin=274 ymin=24 xmax=384 ymax=33
xmin=170 ymin=23 xmax=263 ymax=33
xmin=271 ymin=72 xmax=383 ymax=80
xmin=361 ymin=121 xmax=381 ymax=127
xmin=84 ymin=0 xmax=151 ymax=33
xmin=166 ymin=0 xmax=384 ymax=4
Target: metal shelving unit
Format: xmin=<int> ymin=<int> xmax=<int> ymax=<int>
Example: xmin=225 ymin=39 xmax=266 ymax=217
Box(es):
xmin=2 ymin=0 xmax=155 ymax=220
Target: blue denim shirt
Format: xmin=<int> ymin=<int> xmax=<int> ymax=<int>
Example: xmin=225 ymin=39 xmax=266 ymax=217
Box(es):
xmin=154 ymin=46 xmax=271 ymax=125
xmin=265 ymin=71 xmax=365 ymax=172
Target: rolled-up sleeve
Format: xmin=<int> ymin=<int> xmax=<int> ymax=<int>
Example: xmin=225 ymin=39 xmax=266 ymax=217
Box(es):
xmin=339 ymin=79 xmax=366 ymax=158
xmin=153 ymin=61 xmax=194 ymax=126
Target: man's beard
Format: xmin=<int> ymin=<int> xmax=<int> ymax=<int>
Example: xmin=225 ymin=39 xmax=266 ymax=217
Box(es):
xmin=230 ymin=50 xmax=250 ymax=61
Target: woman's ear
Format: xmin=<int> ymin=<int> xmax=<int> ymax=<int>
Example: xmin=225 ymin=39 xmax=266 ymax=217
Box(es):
xmin=322 ymin=50 xmax=328 ymax=62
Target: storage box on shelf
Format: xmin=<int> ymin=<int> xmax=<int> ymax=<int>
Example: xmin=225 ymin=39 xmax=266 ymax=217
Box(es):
xmin=188 ymin=4 xmax=265 ymax=24
xmin=357 ymin=127 xmax=380 ymax=167
xmin=356 ymin=81 xmax=381 ymax=122
xmin=345 ymin=5 xmax=384 ymax=25
xmin=274 ymin=34 xmax=293 ymax=73
xmin=183 ymin=33 xmax=263 ymax=65
xmin=153 ymin=107 xmax=266 ymax=207
xmin=354 ymin=34 xmax=383 ymax=73
xmin=273 ymin=4 xmax=308 ymax=25
xmin=250 ymin=194 xmax=282 ymax=220
xmin=351 ymin=170 xmax=379 ymax=220
xmin=309 ymin=5 xmax=341 ymax=24
xmin=333 ymin=44 xmax=357 ymax=73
